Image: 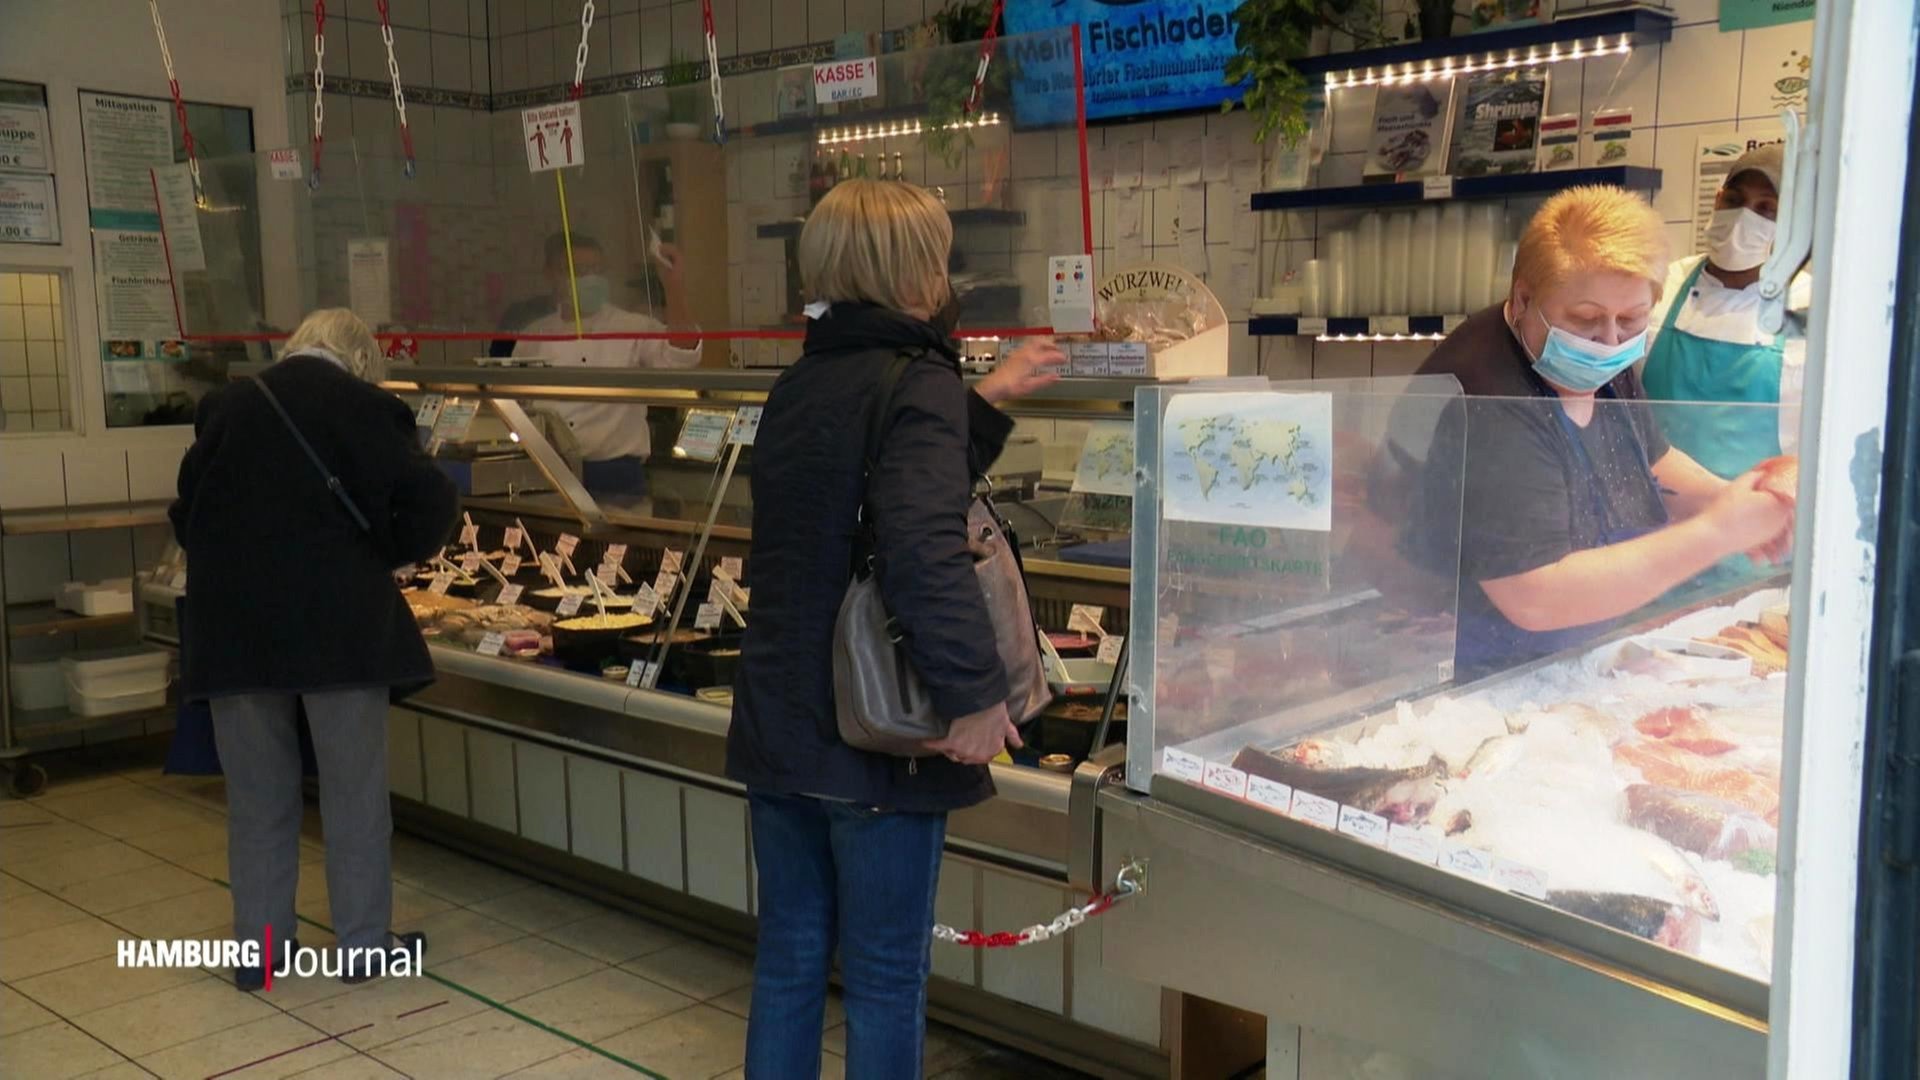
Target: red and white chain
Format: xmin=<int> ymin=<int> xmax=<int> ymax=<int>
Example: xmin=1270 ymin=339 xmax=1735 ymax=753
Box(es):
xmin=569 ymin=1 xmax=595 ymax=99
xmin=701 ymin=0 xmax=726 ymax=143
xmin=310 ymin=0 xmax=327 ymax=187
xmin=147 ymin=0 xmax=202 ymax=204
xmin=373 ymin=0 xmax=417 ymax=177
xmin=933 ymin=861 xmax=1143 ymax=949
xmin=964 ymin=0 xmax=1007 ymax=116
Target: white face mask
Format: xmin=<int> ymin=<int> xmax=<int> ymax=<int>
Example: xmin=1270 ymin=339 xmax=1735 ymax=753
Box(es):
xmin=1706 ymin=207 xmax=1775 ymax=272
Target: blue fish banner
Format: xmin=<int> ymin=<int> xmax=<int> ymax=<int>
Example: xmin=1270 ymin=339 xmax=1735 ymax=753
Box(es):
xmin=1004 ymin=0 xmax=1248 ymax=125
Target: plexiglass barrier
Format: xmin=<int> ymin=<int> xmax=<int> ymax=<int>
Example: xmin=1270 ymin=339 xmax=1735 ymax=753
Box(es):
xmin=1132 ymin=388 xmax=1795 ymax=986
xmin=173 ymin=30 xmax=1091 ymax=372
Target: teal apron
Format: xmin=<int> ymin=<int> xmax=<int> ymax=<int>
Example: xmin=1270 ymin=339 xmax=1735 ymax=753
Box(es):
xmin=1642 ymin=261 xmax=1786 ymax=479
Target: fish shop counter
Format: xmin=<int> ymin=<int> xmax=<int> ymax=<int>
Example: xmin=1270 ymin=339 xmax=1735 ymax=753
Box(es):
xmin=1076 ymin=583 xmax=1790 ymax=1079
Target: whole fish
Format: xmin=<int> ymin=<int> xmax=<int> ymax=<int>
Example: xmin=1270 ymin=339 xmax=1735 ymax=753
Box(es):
xmin=1547 ymin=890 xmax=1702 ymax=953
xmin=1625 ymin=783 xmax=1777 ymax=861
xmin=1234 ymin=746 xmax=1447 ymax=824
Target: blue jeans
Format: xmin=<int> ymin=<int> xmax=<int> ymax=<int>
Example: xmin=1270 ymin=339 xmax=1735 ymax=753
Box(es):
xmin=745 ymin=792 xmax=947 ymax=1080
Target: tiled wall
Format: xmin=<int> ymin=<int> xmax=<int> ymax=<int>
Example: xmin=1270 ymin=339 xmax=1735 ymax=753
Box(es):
xmin=0 ymin=271 xmax=72 ymax=434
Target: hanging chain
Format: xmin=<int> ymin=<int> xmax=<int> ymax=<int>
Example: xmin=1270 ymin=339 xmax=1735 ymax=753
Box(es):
xmin=373 ymin=0 xmax=417 ymax=178
xmin=933 ymin=861 xmax=1144 ymax=949
xmin=701 ymin=0 xmax=726 ymax=144
xmin=147 ymin=0 xmax=203 ymax=204
xmin=570 ymin=1 xmax=596 ymax=99
xmin=310 ymin=0 xmax=327 ymax=189
xmin=964 ymin=0 xmax=1006 ymax=116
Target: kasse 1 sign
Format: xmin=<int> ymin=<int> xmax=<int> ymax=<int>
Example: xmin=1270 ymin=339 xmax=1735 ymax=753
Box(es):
xmin=814 ymin=58 xmax=879 ymax=105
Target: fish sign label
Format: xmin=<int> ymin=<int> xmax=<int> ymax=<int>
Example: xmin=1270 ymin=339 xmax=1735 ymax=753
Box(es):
xmin=1289 ymin=790 xmax=1340 ymax=830
xmin=1336 ymin=804 xmax=1389 ymax=847
xmin=522 ymin=102 xmax=584 ymax=173
xmin=814 ymin=58 xmax=879 ymax=104
xmin=1160 ymin=747 xmax=1204 ymax=784
xmin=1246 ymin=775 xmax=1292 ymax=814
xmin=1387 ymin=823 xmax=1440 ymax=865
xmin=1201 ymin=761 xmax=1249 ymax=799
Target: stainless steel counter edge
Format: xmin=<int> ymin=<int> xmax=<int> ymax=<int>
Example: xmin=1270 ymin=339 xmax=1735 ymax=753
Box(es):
xmin=372 ymin=366 xmax=1154 ymax=405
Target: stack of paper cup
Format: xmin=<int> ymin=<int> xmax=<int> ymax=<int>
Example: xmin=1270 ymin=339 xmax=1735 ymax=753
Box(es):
xmin=1301 ymin=260 xmax=1326 ymax=317
xmin=1383 ymin=212 xmax=1413 ymax=315
xmin=1327 ymin=230 xmax=1355 ymax=318
xmin=1410 ymin=207 xmax=1440 ymax=314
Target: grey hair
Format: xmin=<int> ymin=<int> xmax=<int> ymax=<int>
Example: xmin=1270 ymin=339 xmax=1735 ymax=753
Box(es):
xmin=282 ymin=308 xmax=385 ymax=382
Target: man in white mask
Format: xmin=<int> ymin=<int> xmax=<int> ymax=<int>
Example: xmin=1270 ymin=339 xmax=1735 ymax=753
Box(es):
xmin=513 ymin=232 xmax=701 ymax=497
xmin=1642 ymin=143 xmax=1812 ymax=478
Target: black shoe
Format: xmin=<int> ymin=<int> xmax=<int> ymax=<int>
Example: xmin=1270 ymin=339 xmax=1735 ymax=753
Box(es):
xmin=234 ymin=938 xmax=299 ymax=992
xmin=341 ymin=930 xmax=427 ymax=985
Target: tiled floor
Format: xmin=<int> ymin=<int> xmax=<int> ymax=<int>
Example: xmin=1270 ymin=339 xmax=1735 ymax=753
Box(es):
xmin=0 ymin=761 xmax=1097 ymax=1080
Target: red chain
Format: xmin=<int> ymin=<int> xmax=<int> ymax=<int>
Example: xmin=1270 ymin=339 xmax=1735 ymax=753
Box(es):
xmin=311 ymin=0 xmax=327 ymax=177
xmin=166 ymin=80 xmax=195 ymax=167
xmin=964 ymin=0 xmax=1006 ymax=115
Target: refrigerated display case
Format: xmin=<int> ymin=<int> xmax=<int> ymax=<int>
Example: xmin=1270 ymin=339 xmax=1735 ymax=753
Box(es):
xmin=1074 ymin=383 xmax=1798 ymax=1078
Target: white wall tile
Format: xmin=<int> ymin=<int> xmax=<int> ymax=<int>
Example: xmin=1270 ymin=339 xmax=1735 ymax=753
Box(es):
xmin=62 ymin=450 xmax=129 ymax=505
xmin=640 ymin=8 xmax=671 ymax=69
xmin=1668 ymin=0 xmax=1720 ymax=26
xmin=349 ymin=19 xmax=386 ymax=81
xmin=1739 ymin=23 xmax=1815 ymax=120
xmin=611 ymin=12 xmax=642 ymax=71
xmin=736 ymin=0 xmax=771 ymax=53
xmin=769 ymin=0 xmax=807 ymax=48
xmin=1261 ymin=336 xmax=1313 ymax=380
xmin=499 ymin=0 xmax=527 ymax=34
xmin=808 ymin=0 xmax=845 ymax=43
xmin=845 ymin=0 xmax=883 ymax=34
xmin=670 ymin=1 xmax=703 ymax=59
xmin=433 ymin=34 xmax=471 ymax=91
xmin=882 ymin=0 xmax=923 ymax=30
xmin=502 ymin=32 xmax=530 ymax=92
xmin=528 ymin=27 xmax=556 ymax=86
xmin=1651 ymin=121 xmax=1720 ymax=224
xmin=1656 ymin=24 xmax=1742 ymax=127
xmin=431 ymin=0 xmax=471 ymax=33
xmin=1312 ymin=340 xmax=1374 ymax=378
xmin=1584 ymin=39 xmax=1660 ymax=122
xmin=709 ymin=0 xmax=740 ymax=57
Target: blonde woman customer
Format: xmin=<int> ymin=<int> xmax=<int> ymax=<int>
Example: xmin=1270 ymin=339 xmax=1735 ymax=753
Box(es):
xmin=726 ymin=180 xmax=1065 ymax=1078
xmin=171 ymin=309 xmax=459 ymax=989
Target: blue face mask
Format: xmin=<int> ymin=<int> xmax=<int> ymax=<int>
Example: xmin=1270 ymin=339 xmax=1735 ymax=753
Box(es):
xmin=572 ymin=274 xmax=611 ymax=316
xmin=1520 ymin=303 xmax=1648 ymax=393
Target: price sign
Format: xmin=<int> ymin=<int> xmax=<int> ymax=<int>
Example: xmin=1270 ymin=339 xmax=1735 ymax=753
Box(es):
xmin=496 ymin=584 xmax=524 ymax=607
xmin=1441 ymin=844 xmax=1494 ymax=879
xmin=1493 ymin=858 xmax=1550 ymax=899
xmin=662 ymin=550 xmax=684 ymax=573
xmin=1289 ymin=790 xmax=1340 ymax=830
xmin=555 ymin=534 xmax=580 ymax=558
xmin=477 ymin=632 xmax=506 ymax=656
xmin=460 ymin=553 xmax=482 ymax=574
xmin=708 ymin=579 xmax=728 ymax=604
xmin=268 ymin=147 xmax=303 ymax=180
xmin=431 ymin=400 xmax=479 ymax=442
xmin=1295 ymin=317 xmax=1329 ymax=337
xmin=459 ymin=523 xmax=480 ymax=547
xmin=1246 ymin=775 xmax=1293 ymax=814
xmin=676 ymin=409 xmax=734 ymax=462
xmin=1337 ymin=804 xmax=1390 ymax=847
xmin=627 ymin=661 xmax=646 ymax=686
xmin=1160 ymin=747 xmax=1205 ymax=783
xmin=1106 ymin=342 xmax=1150 ymax=377
xmin=604 ymin=543 xmax=628 ymax=564
xmin=635 ymin=583 xmax=661 ymax=612
xmin=1371 ymin=315 xmax=1411 ymax=336
xmin=1201 ymin=761 xmax=1249 ymax=799
xmin=502 ymin=526 xmax=524 ymax=550
xmin=414 ymin=394 xmax=445 ymax=428
xmin=556 ymin=594 xmax=586 ymax=617
xmin=1387 ymin=823 xmax=1440 ymax=865
xmin=595 ymin=565 xmax=619 ymax=586
xmin=654 ymin=570 xmax=678 ymax=597
xmin=720 ymin=556 xmax=744 ymax=580
xmin=1442 ymin=313 xmax=1468 ymax=334
xmin=1096 ymin=634 xmax=1125 ymax=665
xmin=694 ymin=602 xmax=723 ymax=630
xmin=502 ymin=555 xmax=523 ymax=576
xmin=538 ymin=552 xmax=564 ymax=583
xmin=729 ymin=406 xmax=763 ymax=445
xmin=428 ymin=572 xmax=453 ymax=596
xmin=1067 ymin=605 xmax=1106 ymax=637
xmin=1422 ymin=175 xmax=1455 ymax=199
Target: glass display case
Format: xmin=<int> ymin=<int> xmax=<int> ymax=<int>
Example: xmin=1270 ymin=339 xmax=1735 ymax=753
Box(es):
xmin=1116 ymin=380 xmax=1793 ymax=1046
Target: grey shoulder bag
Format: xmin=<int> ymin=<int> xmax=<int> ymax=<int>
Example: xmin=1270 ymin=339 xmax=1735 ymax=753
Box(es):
xmin=832 ymin=353 xmax=1052 ymax=757
xmin=250 ymin=374 xmax=373 ymax=533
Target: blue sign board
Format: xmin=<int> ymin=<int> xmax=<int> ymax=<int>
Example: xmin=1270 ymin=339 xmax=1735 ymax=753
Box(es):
xmin=1004 ymin=0 xmax=1247 ymax=125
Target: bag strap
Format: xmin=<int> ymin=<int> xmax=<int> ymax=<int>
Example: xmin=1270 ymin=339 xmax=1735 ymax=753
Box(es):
xmin=249 ymin=374 xmax=374 ymax=534
xmin=852 ymin=351 xmax=918 ymax=558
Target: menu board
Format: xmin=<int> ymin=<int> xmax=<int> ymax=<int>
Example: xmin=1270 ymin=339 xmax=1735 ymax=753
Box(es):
xmin=79 ymin=92 xmax=173 ymax=224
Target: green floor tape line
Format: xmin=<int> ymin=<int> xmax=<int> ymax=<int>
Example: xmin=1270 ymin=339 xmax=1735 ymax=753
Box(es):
xmin=210 ymin=877 xmax=672 ymax=1079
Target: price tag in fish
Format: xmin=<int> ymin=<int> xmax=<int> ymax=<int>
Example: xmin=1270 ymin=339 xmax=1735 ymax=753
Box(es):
xmin=459 ymin=524 xmax=480 ymax=547
xmin=720 ymin=556 xmax=744 ymax=580
xmin=1202 ymin=761 xmax=1249 ymax=799
xmin=428 ymin=572 xmax=453 ymax=596
xmin=1096 ymin=635 xmax=1125 ymax=665
xmin=694 ymin=603 xmax=723 ymax=631
xmin=502 ymin=555 xmax=523 ymax=576
xmin=414 ymin=394 xmax=445 ymax=428
xmin=635 ymin=583 xmax=661 ymax=612
xmin=1441 ymin=843 xmax=1494 ymax=879
xmin=556 ymin=534 xmax=580 ymax=558
xmin=460 ymin=553 xmax=482 ymax=574
xmin=502 ymin=526 xmax=523 ymax=550
xmin=1246 ymin=775 xmax=1293 ymax=814
xmin=477 ymin=631 xmax=506 ymax=657
xmin=556 ymin=593 xmax=586 ymax=617
xmin=1493 ymin=858 xmax=1549 ymax=899
xmin=1067 ymin=606 xmax=1106 ymax=638
xmin=1337 ymin=804 xmax=1390 ymax=847
xmin=1387 ymin=823 xmax=1441 ymax=866
xmin=496 ymin=584 xmax=524 ymax=607
xmin=1160 ymin=747 xmax=1205 ymax=784
xmin=662 ymin=550 xmax=684 ymax=573
xmin=1288 ymin=790 xmax=1339 ymax=830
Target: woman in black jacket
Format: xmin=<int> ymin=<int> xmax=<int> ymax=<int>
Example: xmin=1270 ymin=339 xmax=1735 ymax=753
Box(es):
xmin=171 ymin=308 xmax=458 ymax=990
xmin=727 ymin=180 xmax=1063 ymax=1078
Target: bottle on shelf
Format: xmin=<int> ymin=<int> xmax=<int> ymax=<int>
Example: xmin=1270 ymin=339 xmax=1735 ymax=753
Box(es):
xmin=893 ymin=151 xmax=905 ymax=184
xmin=856 ymin=152 xmax=869 ymax=178
xmin=838 ymin=150 xmax=852 ymax=183
xmin=656 ymin=164 xmax=677 ymax=243
xmin=809 ymin=151 xmax=830 ymax=206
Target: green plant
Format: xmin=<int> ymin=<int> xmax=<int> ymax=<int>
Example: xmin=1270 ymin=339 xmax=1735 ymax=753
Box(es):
xmin=663 ymin=52 xmax=703 ymax=124
xmin=919 ymin=0 xmax=1006 ymax=167
xmin=1222 ymin=0 xmax=1389 ymax=144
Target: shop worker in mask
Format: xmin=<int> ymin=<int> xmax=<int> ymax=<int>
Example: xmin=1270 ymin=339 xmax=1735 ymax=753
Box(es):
xmin=1643 ymin=143 xmax=1811 ymax=478
xmin=512 ymin=232 xmax=701 ymax=497
xmin=1412 ymin=186 xmax=1795 ymax=679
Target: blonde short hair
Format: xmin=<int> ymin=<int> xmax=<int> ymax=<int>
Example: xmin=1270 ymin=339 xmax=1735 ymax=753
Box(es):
xmin=798 ymin=180 xmax=953 ymax=315
xmin=1512 ymin=186 xmax=1670 ymax=302
xmin=282 ymin=308 xmax=384 ymax=383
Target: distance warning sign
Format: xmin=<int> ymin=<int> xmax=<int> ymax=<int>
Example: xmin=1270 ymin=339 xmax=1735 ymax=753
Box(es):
xmin=522 ymin=102 xmax=584 ymax=173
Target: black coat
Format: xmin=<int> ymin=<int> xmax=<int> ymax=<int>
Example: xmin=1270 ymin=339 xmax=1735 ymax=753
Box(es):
xmin=170 ymin=353 xmax=460 ymax=701
xmin=726 ymin=304 xmax=1015 ymax=813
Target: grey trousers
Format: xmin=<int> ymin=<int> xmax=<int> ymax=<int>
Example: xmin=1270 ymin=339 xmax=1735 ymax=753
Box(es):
xmin=209 ymin=688 xmax=393 ymax=952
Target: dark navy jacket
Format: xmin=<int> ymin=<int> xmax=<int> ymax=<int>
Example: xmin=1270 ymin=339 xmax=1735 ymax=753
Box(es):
xmin=725 ymin=304 xmax=1015 ymax=812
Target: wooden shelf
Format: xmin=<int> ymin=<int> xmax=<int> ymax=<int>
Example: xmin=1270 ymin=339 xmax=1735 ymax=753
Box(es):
xmin=6 ymin=603 xmax=137 ymax=639
xmin=1292 ymin=9 xmax=1675 ymax=80
xmin=1 ymin=500 xmax=172 ymax=536
xmin=1252 ymin=166 xmax=1662 ymax=212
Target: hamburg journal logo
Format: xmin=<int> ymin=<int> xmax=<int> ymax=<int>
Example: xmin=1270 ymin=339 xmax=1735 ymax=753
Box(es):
xmin=117 ymin=931 xmax=423 ymax=989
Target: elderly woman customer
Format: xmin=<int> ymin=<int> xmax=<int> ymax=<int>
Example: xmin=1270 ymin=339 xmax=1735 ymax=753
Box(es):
xmin=171 ymin=308 xmax=459 ymax=989
xmin=1409 ymin=186 xmax=1796 ymax=680
xmin=727 ymin=180 xmax=1064 ymax=1078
